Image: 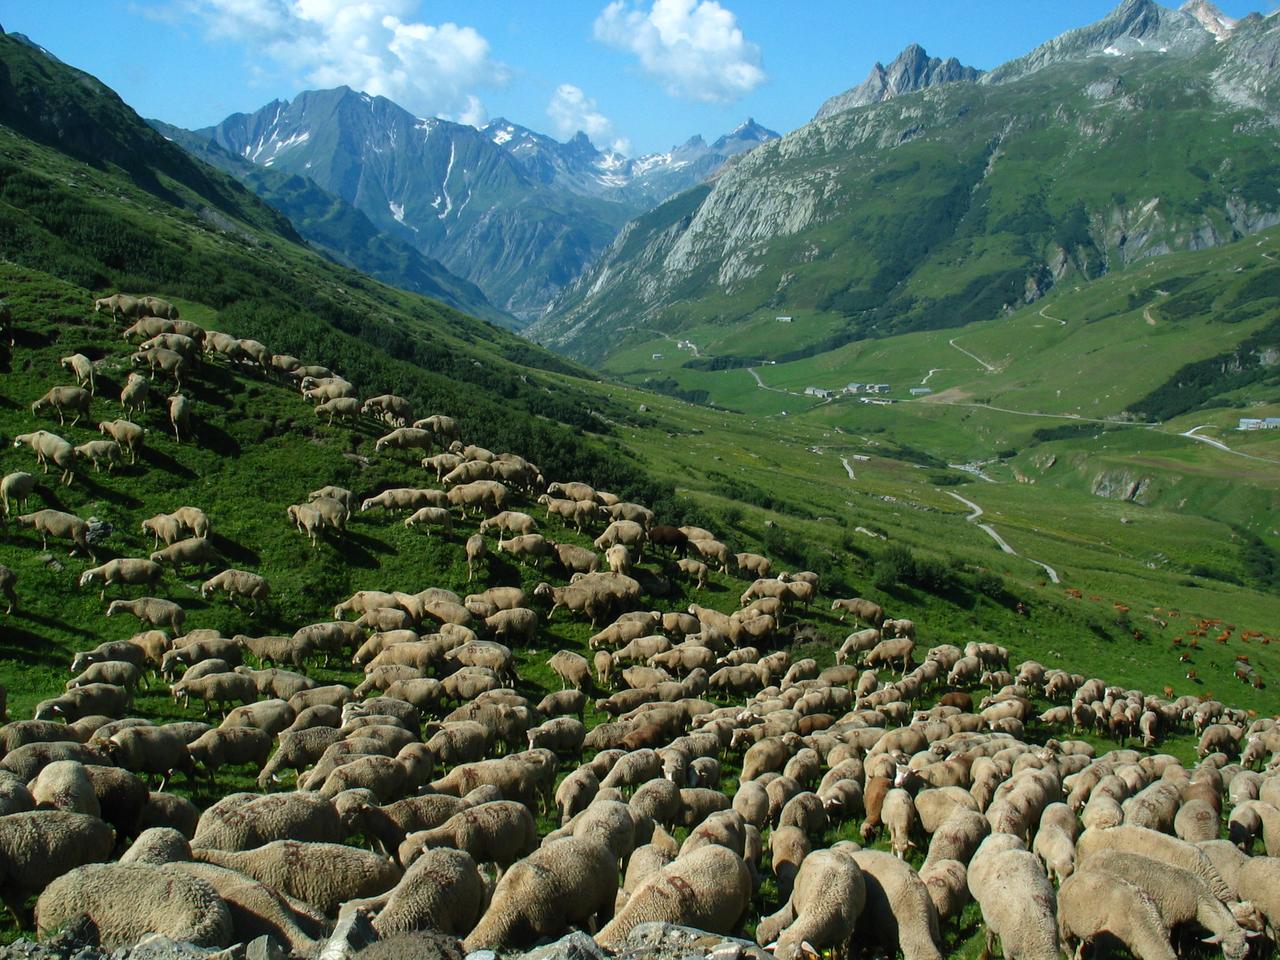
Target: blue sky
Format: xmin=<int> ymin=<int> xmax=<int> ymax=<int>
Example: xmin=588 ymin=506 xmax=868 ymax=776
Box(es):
xmin=2 ymin=1 xmax=1271 ymax=155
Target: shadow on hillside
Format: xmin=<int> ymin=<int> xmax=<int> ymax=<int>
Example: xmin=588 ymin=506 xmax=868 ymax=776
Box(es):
xmin=0 ymin=626 xmax=69 ymax=666
xmin=10 ymin=609 xmax=95 ymax=641
xmin=196 ymin=421 xmax=241 ymax=457
xmin=77 ymin=472 xmax=143 ymax=510
xmin=486 ymin=555 xmax=525 ymax=587
xmin=210 ymin=533 xmax=259 ymax=567
xmin=328 ymin=530 xmax=391 ymax=568
xmin=138 ymin=444 xmax=197 ymax=479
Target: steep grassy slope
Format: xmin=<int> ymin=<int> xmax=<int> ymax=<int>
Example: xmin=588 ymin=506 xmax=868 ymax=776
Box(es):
xmin=532 ymin=10 xmax=1280 ymax=366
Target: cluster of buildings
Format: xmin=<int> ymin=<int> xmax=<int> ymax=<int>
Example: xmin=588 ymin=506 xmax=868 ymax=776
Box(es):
xmin=1237 ymin=417 xmax=1280 ymax=431
xmin=803 ymin=382 xmax=893 ymax=400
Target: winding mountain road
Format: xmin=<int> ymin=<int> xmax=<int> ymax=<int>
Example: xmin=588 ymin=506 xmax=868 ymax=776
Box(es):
xmin=840 ymin=457 xmax=856 ymax=479
xmin=947 ymin=491 xmax=1061 ymax=584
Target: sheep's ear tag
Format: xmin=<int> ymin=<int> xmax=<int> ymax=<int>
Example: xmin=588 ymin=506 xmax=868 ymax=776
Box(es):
xmin=800 ymin=942 xmax=821 ymax=960
xmin=1201 ymin=935 xmax=1224 ymax=945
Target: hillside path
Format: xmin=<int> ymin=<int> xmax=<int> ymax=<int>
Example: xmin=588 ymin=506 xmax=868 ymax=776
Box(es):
xmin=947 ymin=491 xmax=1061 ymax=584
xmin=1181 ymin=425 xmax=1280 ymax=465
xmin=841 ymin=457 xmax=856 ymax=479
xmin=747 ymin=366 xmax=827 ymax=402
xmin=1039 ymin=304 xmax=1066 ymax=326
xmin=948 ymin=337 xmax=997 ymax=372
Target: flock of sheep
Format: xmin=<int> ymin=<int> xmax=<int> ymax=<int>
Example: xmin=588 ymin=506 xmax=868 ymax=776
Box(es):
xmin=1 ymin=292 xmax=1280 ymax=960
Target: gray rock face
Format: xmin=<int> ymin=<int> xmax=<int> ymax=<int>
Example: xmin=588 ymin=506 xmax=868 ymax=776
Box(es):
xmin=814 ymin=44 xmax=983 ymax=120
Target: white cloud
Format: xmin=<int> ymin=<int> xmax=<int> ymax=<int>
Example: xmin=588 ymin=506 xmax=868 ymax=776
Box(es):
xmin=186 ymin=0 xmax=505 ymax=123
xmin=594 ymin=0 xmax=765 ymax=104
xmin=547 ymin=84 xmax=628 ymax=153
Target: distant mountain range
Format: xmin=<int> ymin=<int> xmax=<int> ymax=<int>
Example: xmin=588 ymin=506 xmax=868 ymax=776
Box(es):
xmin=170 ymin=91 xmax=776 ymax=323
xmin=528 ymin=0 xmax=1280 ymax=364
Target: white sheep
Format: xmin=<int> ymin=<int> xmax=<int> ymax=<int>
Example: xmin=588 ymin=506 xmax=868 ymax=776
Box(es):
xmin=13 ymin=431 xmax=77 ymax=485
xmin=168 ymin=394 xmax=190 ymax=442
xmin=404 ymin=506 xmax=453 ymax=536
xmin=72 ymin=440 xmax=122 ymax=474
xmin=1 ymin=472 xmax=36 ymax=518
xmin=59 ymin=354 xmax=95 ymax=393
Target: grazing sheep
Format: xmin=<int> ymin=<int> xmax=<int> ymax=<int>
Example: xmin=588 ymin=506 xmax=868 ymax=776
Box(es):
xmin=1082 ymin=850 xmax=1252 ymax=960
xmin=67 ymin=660 xmax=143 ymax=696
xmin=920 ymin=859 xmax=971 ymax=930
xmin=401 ymin=801 xmax=537 ymax=873
xmin=18 ymin=512 xmax=88 ymax=555
xmin=35 ymin=862 xmax=232 ymax=948
xmin=96 ymin=293 xmax=146 ymax=320
xmin=191 ymin=792 xmax=344 ymax=851
xmin=171 ymin=673 xmax=256 ymax=714
xmin=201 ymin=569 xmax=269 ymax=610
xmin=107 ymin=597 xmax=184 ymax=632
xmin=463 ymin=837 xmax=618 ymax=951
xmin=193 ymin=840 xmax=401 ymax=915
xmin=1 ymin=472 xmax=36 ymax=519
xmin=78 ymin=555 xmax=165 ymax=601
xmin=548 ymin=650 xmax=593 ymax=690
xmin=756 ymin=848 xmax=866 ymax=960
xmin=363 ymin=394 xmax=414 ymax=427
xmin=552 ymin=541 xmax=600 ymax=577
xmin=141 ymin=296 xmax=180 ymax=319
xmin=662 ymin=565 xmax=705 ymax=599
xmin=28 ymin=760 xmax=100 ymax=818
xmin=72 ymin=439 xmax=123 ymax=474
xmin=0 ymin=566 xmax=14 ymax=616
xmin=168 ymin=506 xmax=211 ymax=538
xmin=404 ymin=506 xmax=453 ymax=536
xmin=0 ymin=810 xmax=116 ymax=917
xmin=850 ymin=849 xmax=943 ymax=960
xmin=969 ymin=843 xmax=1059 ymax=960
xmin=480 ymin=511 xmax=538 ymax=537
xmin=1057 ymin=868 xmax=1176 ymax=960
xmin=167 ymin=393 xmax=190 ymax=441
xmin=365 ymin=847 xmax=486 ymax=938
xmin=188 ymin=727 xmax=273 ymax=780
xmin=150 ymin=536 xmax=221 ymax=574
xmin=13 ymin=432 xmax=77 ymax=485
xmin=1075 ymin=825 xmax=1233 ymax=902
xmin=832 ymin=597 xmax=885 ymax=626
xmin=374 ymin=427 xmax=434 ymax=455
xmin=315 ymin=396 xmax=362 ymax=425
xmin=597 ymin=844 xmax=752 ymax=946
xmin=118 ymin=370 xmax=154 ymax=419
xmin=447 ymin=480 xmax=510 ymax=517
xmin=31 ymin=386 xmax=92 ymax=427
xmin=105 ymin=726 xmax=197 ymax=789
xmin=361 ymin=488 xmax=447 ymax=514
xmin=132 ymin=347 xmax=187 ymax=387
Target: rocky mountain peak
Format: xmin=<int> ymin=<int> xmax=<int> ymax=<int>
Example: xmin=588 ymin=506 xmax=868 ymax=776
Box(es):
xmin=1180 ymin=0 xmax=1237 ymax=40
xmin=981 ymin=0 xmax=1215 ymax=85
xmin=813 ymin=43 xmax=983 ymax=121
